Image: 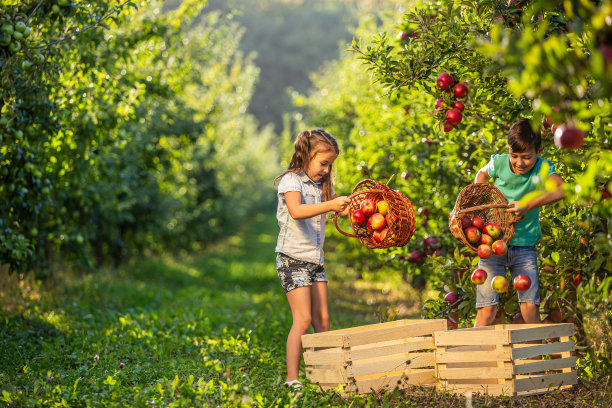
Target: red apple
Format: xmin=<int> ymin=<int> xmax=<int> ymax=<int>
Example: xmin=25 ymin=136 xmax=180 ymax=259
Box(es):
xmin=477 ymin=244 xmax=493 ymax=259
xmin=443 ymin=120 xmax=454 ymax=132
xmin=408 ymin=250 xmax=425 ymax=263
xmin=396 ymin=30 xmax=409 ymax=41
xmin=445 ymin=108 xmax=462 ymax=126
xmin=372 ymin=228 xmax=388 ymax=244
xmin=471 ymin=216 xmax=485 ymax=231
xmin=599 ymin=44 xmax=612 ymax=65
xmin=492 ymin=240 xmax=508 ymax=256
xmin=360 ymin=199 xmax=376 ymax=217
xmin=513 ymin=274 xmax=532 ymax=292
xmin=436 ymin=72 xmax=454 ymax=89
xmin=491 ymin=276 xmax=509 ymax=293
xmin=464 ymin=227 xmax=481 ymax=244
xmin=368 ymin=213 xmax=386 ymax=231
xmin=573 ymin=274 xmax=582 ymax=286
xmin=402 ymin=172 xmax=412 ymax=180
xmin=483 ymin=222 xmax=501 ymax=239
xmin=376 ymin=200 xmax=389 ymax=216
xmin=471 ymin=268 xmax=487 ymax=285
xmin=447 ymin=312 xmax=459 ymax=330
xmin=350 ymin=209 xmax=367 ymax=226
xmin=452 ymin=100 xmax=465 ymax=111
xmin=423 ymin=236 xmax=440 ymax=250
xmin=542 ymin=115 xmax=551 ymax=130
xmin=551 ymin=308 xmax=565 ymax=323
xmin=481 ymin=234 xmax=494 ymax=246
xmin=513 ymin=312 xmax=525 ymax=324
xmin=554 ymin=125 xmax=585 ymax=150
xmin=460 ymin=215 xmax=472 ymax=229
xmin=435 ymin=98 xmax=444 ymax=109
xmin=444 ymin=291 xmax=459 ymax=306
xmin=453 ymin=83 xmax=468 ymax=98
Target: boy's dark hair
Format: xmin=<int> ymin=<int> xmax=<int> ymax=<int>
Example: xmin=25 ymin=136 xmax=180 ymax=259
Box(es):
xmin=508 ymin=119 xmax=541 ymax=153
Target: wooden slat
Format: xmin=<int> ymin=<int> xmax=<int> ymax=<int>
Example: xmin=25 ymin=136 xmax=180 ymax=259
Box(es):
xmin=329 ymin=319 xmax=430 ymax=334
xmin=435 ymin=329 xmax=510 ymax=346
xmin=348 ymin=353 xmax=434 ymax=377
xmin=355 ymin=370 xmax=435 ymax=394
xmin=513 ymin=371 xmax=577 ymax=393
xmin=301 ymin=333 xmax=345 ymax=348
xmin=348 ymin=338 xmax=434 ymax=361
xmin=436 ymin=349 xmax=511 ymax=363
xmin=509 ymin=323 xmax=574 ymax=343
xmin=437 ymin=365 xmax=513 ymax=380
xmin=344 ymin=320 xmax=446 ymax=347
xmin=513 ymin=357 xmax=576 ymax=375
xmin=516 ymin=384 xmax=574 ymax=396
xmin=303 ymin=349 xmax=346 ymax=365
xmin=446 ymin=361 xmax=498 ymax=368
xmin=305 ymin=367 xmax=348 ymax=384
xmin=511 ymin=340 xmax=574 ymax=360
xmin=437 ymin=382 xmax=513 ymax=396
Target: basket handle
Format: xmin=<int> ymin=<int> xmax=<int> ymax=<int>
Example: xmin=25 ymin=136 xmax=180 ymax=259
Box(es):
xmin=457 ymin=203 xmax=522 ymax=224
xmin=332 ymin=188 xmax=389 ymax=238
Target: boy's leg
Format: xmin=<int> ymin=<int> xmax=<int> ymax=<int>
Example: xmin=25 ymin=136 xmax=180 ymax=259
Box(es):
xmin=475 ymin=305 xmax=498 ymax=327
xmin=475 ymin=253 xmax=507 ymax=327
xmin=509 ymin=246 xmax=541 ymax=323
xmin=310 ymin=281 xmax=330 ymax=332
xmin=520 ymin=302 xmax=541 ymax=323
xmin=285 ymin=287 xmax=312 ymax=382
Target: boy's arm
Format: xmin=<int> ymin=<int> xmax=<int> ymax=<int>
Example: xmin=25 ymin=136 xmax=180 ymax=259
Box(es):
xmin=474 ymin=164 xmax=491 ymax=183
xmin=507 ymin=173 xmax=565 ymax=217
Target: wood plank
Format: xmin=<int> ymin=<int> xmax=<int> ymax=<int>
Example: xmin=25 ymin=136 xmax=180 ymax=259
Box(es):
xmin=445 ymin=361 xmax=498 ymax=368
xmin=347 ymin=338 xmax=434 ymax=361
xmin=511 ymin=340 xmax=574 ymax=360
xmin=516 ymin=384 xmax=573 ymax=396
xmin=348 ymin=353 xmax=434 ymax=377
xmin=437 ymin=349 xmax=511 ymax=363
xmin=329 ymin=319 xmax=431 ymax=334
xmin=303 ymin=349 xmax=346 ymax=365
xmin=509 ymin=324 xmax=574 ymax=343
xmin=438 ymin=365 xmax=513 ymax=380
xmin=513 ymin=357 xmax=576 ymax=375
xmin=355 ymin=370 xmax=435 ymax=394
xmin=345 ymin=320 xmax=446 ymax=347
xmin=513 ymin=371 xmax=578 ymax=393
xmin=305 ymin=367 xmax=348 ymax=384
xmin=437 ymin=383 xmax=513 ymax=396
xmin=434 ymin=329 xmax=510 ymax=346
xmin=301 ymin=333 xmax=345 ymax=348
xmin=442 ymin=344 xmax=497 ymax=352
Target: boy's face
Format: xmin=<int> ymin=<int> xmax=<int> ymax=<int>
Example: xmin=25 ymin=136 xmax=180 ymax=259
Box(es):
xmin=508 ymin=145 xmax=542 ymax=175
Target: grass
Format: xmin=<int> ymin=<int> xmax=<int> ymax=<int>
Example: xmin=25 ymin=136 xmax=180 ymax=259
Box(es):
xmin=0 ymin=212 xmax=610 ymax=407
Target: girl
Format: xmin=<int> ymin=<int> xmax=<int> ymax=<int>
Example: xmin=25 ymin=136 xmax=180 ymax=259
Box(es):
xmin=274 ymin=129 xmax=350 ymax=388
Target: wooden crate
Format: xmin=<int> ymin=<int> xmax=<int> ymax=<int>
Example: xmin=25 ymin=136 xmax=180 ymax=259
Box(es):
xmin=434 ymin=323 xmax=577 ymax=397
xmin=301 ymin=319 xmax=447 ymax=394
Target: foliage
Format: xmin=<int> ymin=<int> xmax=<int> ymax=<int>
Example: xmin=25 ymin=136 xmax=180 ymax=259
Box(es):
xmin=0 ymin=0 xmax=279 ymax=274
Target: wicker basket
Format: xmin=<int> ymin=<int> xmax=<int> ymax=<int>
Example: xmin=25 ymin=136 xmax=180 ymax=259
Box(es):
xmin=449 ymin=183 xmax=520 ymax=252
xmin=334 ymin=179 xmax=416 ymax=249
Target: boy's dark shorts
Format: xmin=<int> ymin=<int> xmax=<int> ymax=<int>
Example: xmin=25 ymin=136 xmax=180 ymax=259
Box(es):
xmin=275 ymin=252 xmax=327 ymax=293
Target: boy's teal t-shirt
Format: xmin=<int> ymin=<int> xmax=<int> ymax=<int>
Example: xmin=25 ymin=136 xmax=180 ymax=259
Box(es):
xmin=487 ymin=154 xmax=556 ymax=246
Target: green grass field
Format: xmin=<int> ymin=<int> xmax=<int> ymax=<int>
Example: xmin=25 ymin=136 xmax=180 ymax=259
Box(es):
xmin=0 ymin=213 xmax=608 ymax=407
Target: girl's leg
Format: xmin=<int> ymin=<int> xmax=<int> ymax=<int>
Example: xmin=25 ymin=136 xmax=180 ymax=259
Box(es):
xmin=310 ymin=281 xmax=330 ymax=333
xmin=285 ymin=286 xmax=312 ymax=382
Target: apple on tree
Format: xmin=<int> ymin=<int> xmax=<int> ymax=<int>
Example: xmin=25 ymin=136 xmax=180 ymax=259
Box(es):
xmin=452 ymin=100 xmax=465 ymax=111
xmin=447 ymin=312 xmax=459 ymax=330
xmin=436 ymin=72 xmax=454 ymax=89
xmin=453 ymin=83 xmax=468 ymax=98
xmin=445 ymin=108 xmax=462 ymax=126
xmin=553 ymin=125 xmax=585 ymax=150
xmin=444 ymin=291 xmax=459 ymax=307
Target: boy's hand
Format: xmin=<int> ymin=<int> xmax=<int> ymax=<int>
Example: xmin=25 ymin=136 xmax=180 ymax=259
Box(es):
xmin=330 ymin=196 xmax=351 ymax=213
xmin=506 ymin=201 xmax=527 ymax=219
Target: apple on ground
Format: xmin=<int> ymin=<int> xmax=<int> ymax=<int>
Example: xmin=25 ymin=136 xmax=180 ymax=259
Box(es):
xmin=492 ymin=240 xmax=508 ymax=256
xmin=464 ymin=227 xmax=481 ymax=245
xmin=350 ymin=209 xmax=367 ymax=226
xmin=477 ymin=244 xmax=493 ymax=259
xmin=471 ymin=216 xmax=485 ymax=231
xmin=471 ymin=268 xmax=487 ymax=285
xmin=376 ymin=200 xmax=389 ymax=216
xmin=368 ymin=213 xmax=386 ymax=231
xmin=360 ymin=198 xmax=376 ymax=217
xmin=513 ymin=274 xmax=532 ymax=292
xmin=491 ymin=276 xmax=509 ymax=293
xmin=460 ymin=215 xmax=471 ymax=229
xmin=483 ymin=222 xmax=501 ymax=239
xmin=481 ymin=234 xmax=494 ymax=246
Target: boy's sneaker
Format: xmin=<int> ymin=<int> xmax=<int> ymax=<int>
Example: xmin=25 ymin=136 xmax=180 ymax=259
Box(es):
xmin=284 ymin=380 xmax=303 ymax=389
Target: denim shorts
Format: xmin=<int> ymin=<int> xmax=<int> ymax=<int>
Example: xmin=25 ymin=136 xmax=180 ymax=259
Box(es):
xmin=476 ymin=246 xmax=540 ymax=308
xmin=276 ymin=252 xmax=327 ymax=293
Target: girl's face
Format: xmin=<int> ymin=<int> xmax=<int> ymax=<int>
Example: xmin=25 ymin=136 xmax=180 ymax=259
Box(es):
xmin=307 ymin=150 xmax=338 ymax=182
xmin=508 ymin=146 xmax=541 ymax=174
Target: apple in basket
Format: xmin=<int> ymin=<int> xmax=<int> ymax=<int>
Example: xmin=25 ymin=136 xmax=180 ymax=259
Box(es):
xmin=481 ymin=234 xmax=494 ymax=246
xmin=477 ymin=244 xmax=493 ymax=259
xmin=360 ymin=199 xmax=376 ymax=217
xmin=368 ymin=213 xmax=386 ymax=231
xmin=376 ymin=200 xmax=389 ymax=216
xmin=471 ymin=268 xmax=487 ymax=285
xmin=464 ymin=227 xmax=481 ymax=245
xmin=492 ymin=240 xmax=508 ymax=256
xmin=460 ymin=215 xmax=472 ymax=229
xmin=483 ymin=222 xmax=501 ymax=239
xmin=471 ymin=216 xmax=485 ymax=231
xmin=350 ymin=209 xmax=367 ymax=226
xmin=491 ymin=276 xmax=509 ymax=293
xmin=373 ymin=228 xmax=388 ymax=244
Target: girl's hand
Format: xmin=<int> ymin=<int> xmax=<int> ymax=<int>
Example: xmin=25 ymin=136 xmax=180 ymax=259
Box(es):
xmin=506 ymin=201 xmax=527 ymax=219
xmin=330 ymin=196 xmax=350 ymax=213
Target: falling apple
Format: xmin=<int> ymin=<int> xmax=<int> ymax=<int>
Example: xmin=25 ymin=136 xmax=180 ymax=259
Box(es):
xmin=481 ymin=234 xmax=494 ymax=246
xmin=471 ymin=268 xmax=487 ymax=285
xmin=492 ymin=240 xmax=508 ymax=256
xmin=491 ymin=276 xmax=509 ymax=293
xmin=513 ymin=274 xmax=532 ymax=292
xmin=477 ymin=244 xmax=493 ymax=259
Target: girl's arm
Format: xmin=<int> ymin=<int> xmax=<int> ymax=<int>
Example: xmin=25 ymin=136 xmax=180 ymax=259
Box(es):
xmin=284 ymin=191 xmax=350 ymax=220
xmin=507 ymin=174 xmax=565 ymax=218
xmin=332 ymin=191 xmax=350 ymax=218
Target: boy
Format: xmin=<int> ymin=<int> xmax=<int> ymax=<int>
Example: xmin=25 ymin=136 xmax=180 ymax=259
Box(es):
xmin=473 ymin=119 xmax=565 ymax=327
